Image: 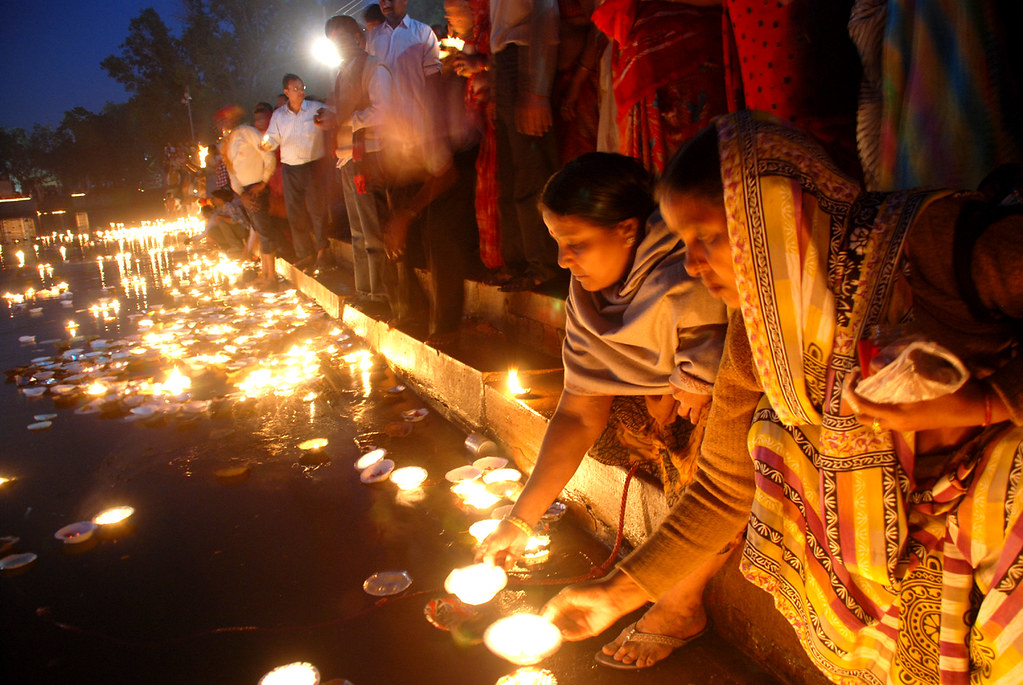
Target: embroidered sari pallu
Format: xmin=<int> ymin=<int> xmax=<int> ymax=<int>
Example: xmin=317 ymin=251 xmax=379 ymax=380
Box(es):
xmin=717 ymin=112 xmax=1023 ymax=684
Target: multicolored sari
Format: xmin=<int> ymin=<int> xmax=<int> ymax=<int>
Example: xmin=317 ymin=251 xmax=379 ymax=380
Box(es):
xmin=719 ymin=111 xmax=1023 ymax=684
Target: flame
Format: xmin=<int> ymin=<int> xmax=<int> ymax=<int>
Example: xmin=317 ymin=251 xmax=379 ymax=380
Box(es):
xmin=440 ymin=36 xmax=466 ymax=51
xmin=391 ymin=466 xmax=428 ymax=490
xmin=258 ymin=662 xmax=320 ymax=685
xmin=160 ymin=367 xmax=191 ymax=395
xmin=452 ymin=480 xmax=502 ymax=509
xmin=484 ymin=614 xmax=563 ymax=665
xmin=197 ymin=144 xmax=209 ymax=169
xmin=508 ymin=369 xmax=530 ymax=396
xmin=444 ymin=563 xmax=507 ymax=605
xmin=92 ymin=506 xmax=135 ymax=525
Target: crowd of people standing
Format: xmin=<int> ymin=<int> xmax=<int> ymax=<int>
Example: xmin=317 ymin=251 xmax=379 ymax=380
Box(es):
xmin=188 ymin=2 xmax=1023 ymax=682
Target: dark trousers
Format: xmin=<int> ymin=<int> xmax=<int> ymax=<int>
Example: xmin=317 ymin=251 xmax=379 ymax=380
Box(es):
xmin=494 ymin=45 xmax=560 ymax=280
xmin=242 ymin=182 xmax=275 ymax=253
xmin=383 ymin=146 xmax=479 ymax=335
xmin=282 ymin=160 xmax=328 ymax=257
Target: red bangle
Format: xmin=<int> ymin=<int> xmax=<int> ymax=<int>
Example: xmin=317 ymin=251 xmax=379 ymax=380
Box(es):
xmin=982 ymin=385 xmax=993 ymax=427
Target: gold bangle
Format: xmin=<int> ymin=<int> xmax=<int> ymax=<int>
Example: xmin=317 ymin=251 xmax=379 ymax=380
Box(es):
xmin=504 ymin=515 xmax=534 ymax=538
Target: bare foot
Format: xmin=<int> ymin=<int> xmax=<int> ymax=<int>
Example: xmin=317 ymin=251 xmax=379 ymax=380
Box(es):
xmin=600 ymin=603 xmax=708 ymax=668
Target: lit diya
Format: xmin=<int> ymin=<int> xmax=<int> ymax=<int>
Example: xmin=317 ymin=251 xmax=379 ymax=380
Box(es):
xmin=390 ymin=466 xmax=428 ymax=490
xmin=484 ymin=614 xmax=563 ymax=665
xmin=507 ymin=369 xmax=530 ymax=397
xmin=482 ymin=468 xmax=521 ymax=485
xmin=92 ymin=506 xmax=135 ymax=526
xmin=451 ymin=480 xmax=502 ymax=509
xmin=495 ymin=668 xmax=558 ymax=685
xmin=444 ymin=563 xmax=507 ymax=605
xmin=468 ymin=518 xmax=501 ymax=543
xmin=298 ymin=438 xmax=328 ymax=451
xmin=354 ymin=448 xmax=387 ymax=470
xmin=259 ymin=662 xmax=320 ymax=685
xmin=360 ymin=458 xmax=395 ymax=483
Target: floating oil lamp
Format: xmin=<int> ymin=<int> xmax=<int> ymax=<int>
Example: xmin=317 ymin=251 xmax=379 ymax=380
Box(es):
xmin=521 ymin=534 xmax=551 ymax=565
xmin=444 ymin=563 xmax=507 ymax=605
xmin=15 ymin=250 xmax=24 ymax=267
xmin=66 ymin=320 xmax=79 ymax=337
xmin=160 ymin=367 xmax=191 ymax=396
xmin=469 ymin=518 xmax=501 ymax=543
xmin=259 ymin=662 xmax=320 ymax=685
xmin=482 ymin=468 xmax=521 ymax=485
xmin=355 ymin=448 xmax=387 ymax=470
xmin=92 ymin=506 xmax=134 ymax=526
xmin=391 ymin=466 xmax=428 ymax=490
xmin=440 ymin=36 xmax=466 ymax=52
xmin=495 ymin=668 xmax=558 ymax=685
xmin=484 ymin=614 xmax=563 ymax=665
xmin=507 ymin=369 xmax=530 ymax=398
xmin=298 ymin=438 xmax=328 ymax=451
xmin=86 ymin=382 xmax=107 ymax=397
xmin=452 ymin=480 xmax=502 ymax=510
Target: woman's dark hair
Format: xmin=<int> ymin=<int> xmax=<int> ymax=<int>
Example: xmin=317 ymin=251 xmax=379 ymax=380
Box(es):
xmin=540 ymin=152 xmax=656 ymax=229
xmin=657 ymin=125 xmax=723 ymax=204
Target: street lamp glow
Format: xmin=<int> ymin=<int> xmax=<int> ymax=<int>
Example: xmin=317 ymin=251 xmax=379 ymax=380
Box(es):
xmin=312 ymin=36 xmax=342 ymax=68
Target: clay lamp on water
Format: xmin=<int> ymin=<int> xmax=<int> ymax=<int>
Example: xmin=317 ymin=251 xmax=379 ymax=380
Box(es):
xmin=484 ymin=614 xmax=563 ymax=666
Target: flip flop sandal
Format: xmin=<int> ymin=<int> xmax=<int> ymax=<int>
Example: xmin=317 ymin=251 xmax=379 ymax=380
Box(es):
xmin=594 ymin=620 xmax=712 ymax=670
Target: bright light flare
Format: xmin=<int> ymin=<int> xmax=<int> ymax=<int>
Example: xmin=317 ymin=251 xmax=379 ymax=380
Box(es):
xmin=312 ymin=36 xmax=342 ymax=68
xmin=160 ymin=367 xmax=191 ymax=395
xmin=444 ymin=563 xmax=508 ymax=605
xmin=452 ymin=480 xmax=502 ymax=509
xmin=469 ymin=518 xmax=501 ymax=543
xmin=86 ymin=382 xmax=107 ymax=396
xmin=92 ymin=506 xmax=135 ymax=526
xmin=259 ymin=662 xmax=320 ymax=685
xmin=496 ymin=668 xmax=559 ymax=685
xmin=484 ymin=614 xmax=563 ymax=665
xmin=507 ymin=369 xmax=530 ymax=396
xmin=391 ymin=466 xmax=428 ymax=490
xmin=197 ymin=144 xmax=209 ymax=169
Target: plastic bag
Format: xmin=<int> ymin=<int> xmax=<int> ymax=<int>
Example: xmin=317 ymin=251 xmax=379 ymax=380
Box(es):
xmin=854 ymin=340 xmax=969 ymax=404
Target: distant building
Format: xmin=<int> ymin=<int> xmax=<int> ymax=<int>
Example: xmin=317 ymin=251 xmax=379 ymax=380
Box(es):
xmin=0 ymin=178 xmax=38 ymax=242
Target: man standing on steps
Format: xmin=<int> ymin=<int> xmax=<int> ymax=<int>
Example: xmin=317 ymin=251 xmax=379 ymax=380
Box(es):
xmin=261 ymin=74 xmax=333 ymax=271
xmin=214 ymin=105 xmax=278 ymax=289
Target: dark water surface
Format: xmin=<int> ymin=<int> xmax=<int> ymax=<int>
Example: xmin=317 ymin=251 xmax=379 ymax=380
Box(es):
xmin=0 ymin=232 xmax=778 ymax=685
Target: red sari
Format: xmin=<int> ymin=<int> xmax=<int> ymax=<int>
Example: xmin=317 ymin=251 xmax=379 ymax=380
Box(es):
xmin=591 ymin=0 xmax=727 ymax=173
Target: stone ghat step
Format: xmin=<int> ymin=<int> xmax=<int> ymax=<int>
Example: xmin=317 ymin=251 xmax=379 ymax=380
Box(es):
xmin=281 ymin=251 xmax=829 ymax=685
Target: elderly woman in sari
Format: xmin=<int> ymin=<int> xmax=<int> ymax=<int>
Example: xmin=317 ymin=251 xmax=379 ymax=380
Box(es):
xmin=477 ymin=152 xmax=729 ymax=667
xmin=541 ymin=111 xmax=1023 ymax=682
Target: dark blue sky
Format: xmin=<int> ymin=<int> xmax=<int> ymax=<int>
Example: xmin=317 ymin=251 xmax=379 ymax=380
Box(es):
xmin=0 ymin=0 xmax=184 ymax=131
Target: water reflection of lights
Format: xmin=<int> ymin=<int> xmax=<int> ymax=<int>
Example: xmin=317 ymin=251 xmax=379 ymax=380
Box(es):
xmin=66 ymin=320 xmax=79 ymax=337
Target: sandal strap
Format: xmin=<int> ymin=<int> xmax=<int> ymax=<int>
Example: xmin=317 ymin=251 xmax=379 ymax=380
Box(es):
xmin=625 ymin=623 xmax=709 ymax=650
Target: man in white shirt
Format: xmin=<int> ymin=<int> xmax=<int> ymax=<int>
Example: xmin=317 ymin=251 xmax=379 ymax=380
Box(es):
xmin=261 ymin=74 xmax=331 ymax=270
xmin=214 ymin=105 xmax=278 ymax=287
xmin=366 ymin=0 xmax=442 ymax=177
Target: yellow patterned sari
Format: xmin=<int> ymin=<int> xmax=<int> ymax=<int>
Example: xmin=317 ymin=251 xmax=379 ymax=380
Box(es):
xmin=719 ymin=111 xmax=1023 ymax=684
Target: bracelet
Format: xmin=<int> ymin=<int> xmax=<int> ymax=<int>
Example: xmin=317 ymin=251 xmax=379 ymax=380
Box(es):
xmin=504 ymin=515 xmax=534 ymax=538
xmin=982 ymin=384 xmax=993 ymax=427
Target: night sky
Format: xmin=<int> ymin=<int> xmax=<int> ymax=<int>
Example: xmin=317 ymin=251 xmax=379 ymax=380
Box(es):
xmin=0 ymin=0 xmax=184 ymax=132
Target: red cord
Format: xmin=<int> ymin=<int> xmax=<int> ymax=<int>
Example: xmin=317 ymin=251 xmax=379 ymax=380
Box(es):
xmin=508 ymin=463 xmax=640 ymax=587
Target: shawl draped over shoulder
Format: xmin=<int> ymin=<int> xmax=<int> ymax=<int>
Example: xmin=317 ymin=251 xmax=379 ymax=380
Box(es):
xmin=562 ymin=213 xmax=728 ymax=397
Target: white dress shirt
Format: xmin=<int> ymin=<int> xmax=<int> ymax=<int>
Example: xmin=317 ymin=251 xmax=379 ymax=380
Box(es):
xmin=263 ymin=99 xmax=326 ymax=166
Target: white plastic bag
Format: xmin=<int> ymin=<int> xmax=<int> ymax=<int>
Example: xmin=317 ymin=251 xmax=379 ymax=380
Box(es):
xmin=855 ymin=341 xmax=969 ymax=404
